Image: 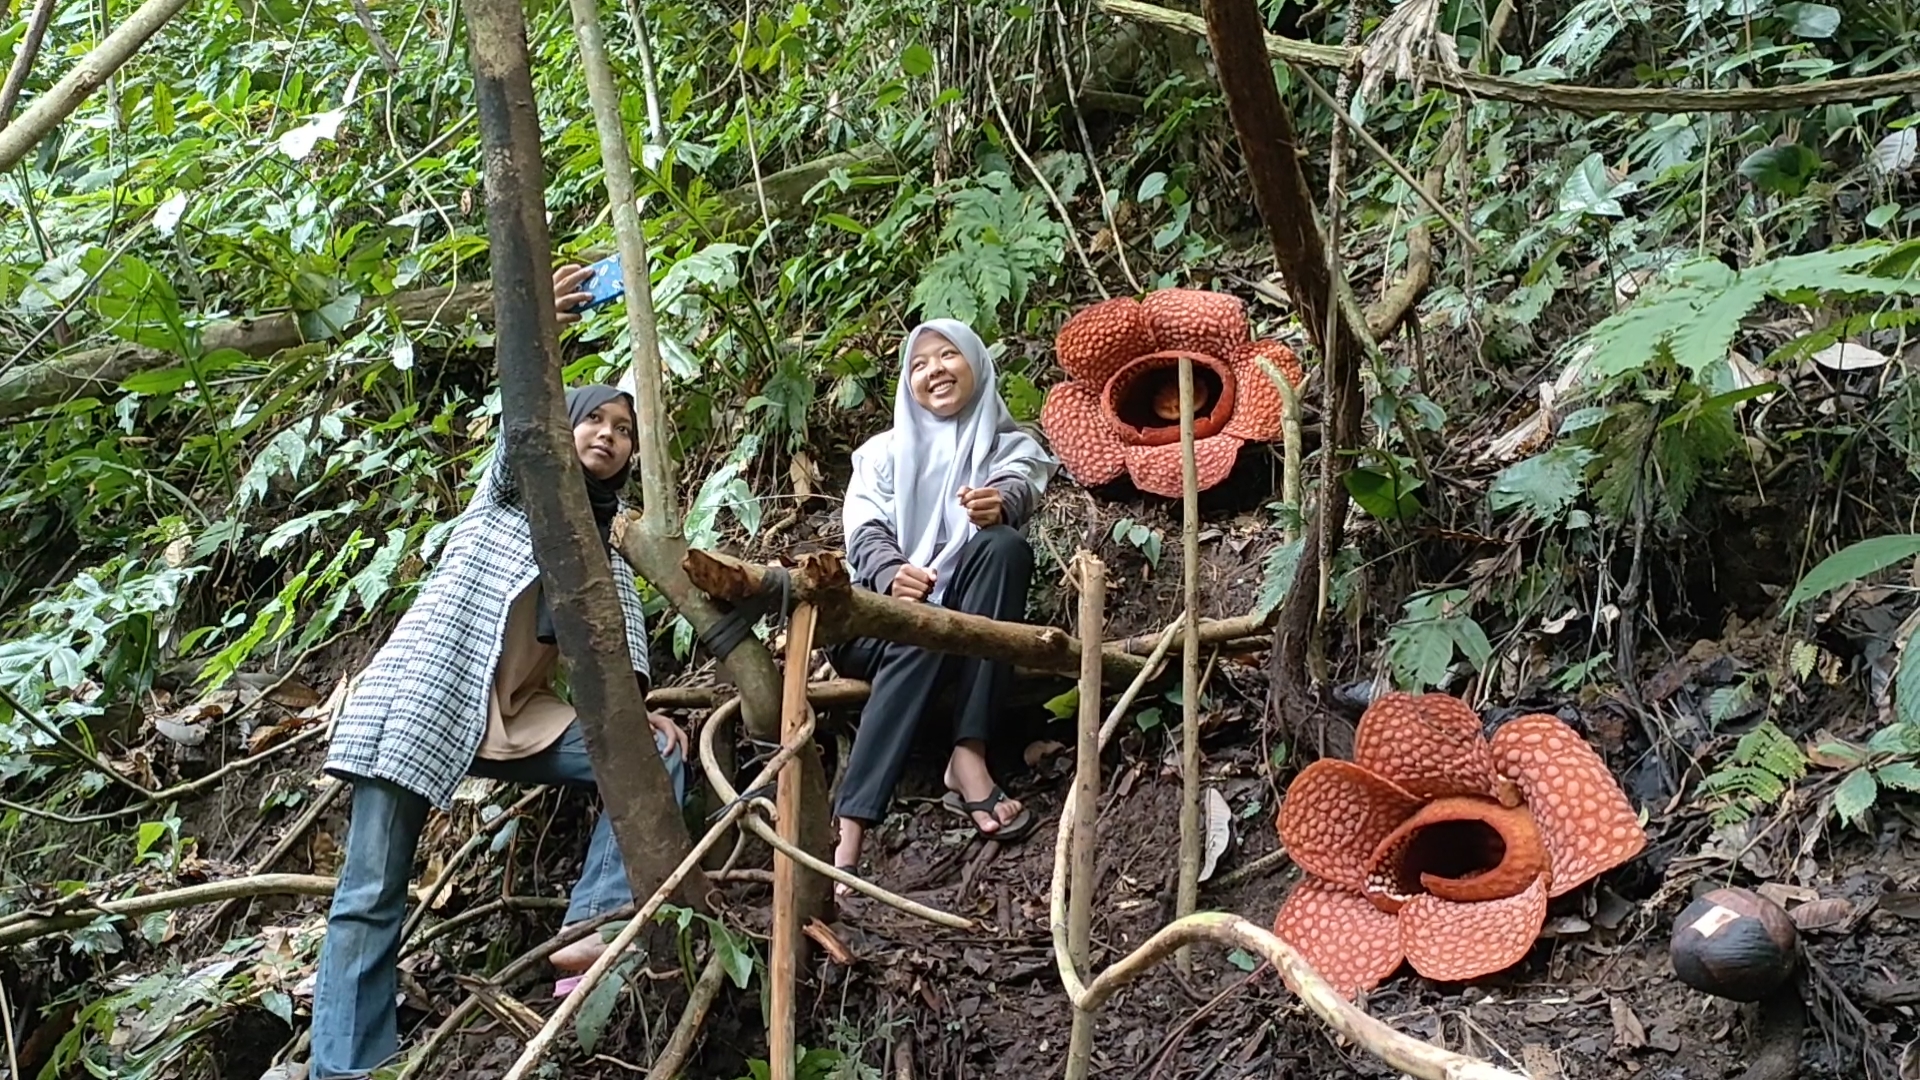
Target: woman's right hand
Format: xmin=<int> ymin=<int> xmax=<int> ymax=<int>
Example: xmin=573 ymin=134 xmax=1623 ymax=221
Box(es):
xmin=889 ymin=564 xmax=936 ymax=602
xmin=553 ymin=264 xmax=593 ymax=323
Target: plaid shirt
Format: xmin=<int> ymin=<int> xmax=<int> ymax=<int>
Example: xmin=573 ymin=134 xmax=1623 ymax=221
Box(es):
xmin=324 ymin=446 xmax=651 ymax=808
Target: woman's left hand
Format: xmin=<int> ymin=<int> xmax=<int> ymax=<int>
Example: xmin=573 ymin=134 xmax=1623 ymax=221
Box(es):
xmin=958 ymin=486 xmax=1002 ymax=527
xmin=648 ymin=711 xmax=690 ymax=760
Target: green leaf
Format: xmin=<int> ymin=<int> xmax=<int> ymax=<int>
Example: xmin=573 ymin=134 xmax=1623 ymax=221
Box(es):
xmin=1134 ymin=706 xmax=1163 ymax=733
xmin=1876 ymin=761 xmax=1920 ymax=793
xmin=1251 ymin=538 xmax=1304 ymax=622
xmin=999 ymin=371 xmax=1044 ymax=422
xmin=260 ymin=989 xmax=293 ymax=1024
xmin=1489 ymin=446 xmax=1595 ymax=521
xmin=713 ymin=925 xmax=756 ymax=989
xmin=574 ymin=960 xmax=629 ymax=1054
xmin=1868 ymin=204 xmax=1900 ymax=230
xmin=1344 ymin=466 xmax=1422 ymax=522
xmin=139 ymin=911 xmax=171 ymax=944
xmin=900 ymin=44 xmax=935 ymax=77
xmin=137 ymin=821 xmax=167 ymax=858
xmin=1448 ymin=616 xmax=1494 ymax=672
xmin=1558 ymin=152 xmax=1633 ymax=217
xmin=1738 ymin=144 xmax=1822 ymax=197
xmin=1137 ymin=171 xmax=1168 ymax=201
xmin=1775 ymin=2 xmax=1840 ymax=37
xmin=1783 ymin=534 xmax=1920 ymax=612
xmin=1898 ymin=622 xmax=1920 ymax=730
xmin=120 ymin=366 xmax=197 ymax=395
xmin=1384 ymin=618 xmax=1454 ymax=690
xmin=1043 ymin=687 xmax=1078 ymax=720
xmin=1226 ymin=948 xmax=1258 ymax=972
xmin=1833 ymin=767 xmax=1879 ymax=827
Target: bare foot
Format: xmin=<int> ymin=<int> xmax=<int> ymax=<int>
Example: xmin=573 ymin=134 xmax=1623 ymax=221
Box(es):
xmin=833 ymin=817 xmax=864 ymax=899
xmin=551 ymin=929 xmax=608 ymax=973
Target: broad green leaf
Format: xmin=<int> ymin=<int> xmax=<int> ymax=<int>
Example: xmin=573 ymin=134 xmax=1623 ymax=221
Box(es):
xmin=1489 ymin=446 xmax=1595 ymax=521
xmin=1898 ymin=621 xmax=1920 ymax=730
xmin=1251 ymin=537 xmax=1304 ymax=622
xmin=1448 ymin=616 xmax=1494 ymax=671
xmin=1738 ymin=143 xmax=1822 ymax=197
xmin=1137 ymin=171 xmax=1168 ymax=201
xmin=713 ymin=925 xmax=756 ymax=989
xmin=1833 ymin=767 xmax=1878 ymax=826
xmin=999 ymin=371 xmax=1044 ymax=422
xmin=1345 ymin=467 xmax=1422 ymax=522
xmin=120 ymin=366 xmax=196 ymax=395
xmin=900 ymin=44 xmax=935 ymax=77
xmin=1876 ymin=761 xmax=1920 ymax=793
xmin=1557 ymin=152 xmax=1633 ymax=217
xmin=1774 ymin=2 xmax=1840 ymax=37
xmin=1782 ymin=533 xmax=1920 ymax=612
xmin=1043 ymin=687 xmax=1078 ymax=720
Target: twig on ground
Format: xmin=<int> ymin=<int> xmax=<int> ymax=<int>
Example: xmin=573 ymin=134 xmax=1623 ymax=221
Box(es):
xmin=0 ymin=874 xmax=343 ymax=949
xmin=644 ymin=949 xmax=729 ymax=1080
xmin=1206 ymin=847 xmax=1292 ymax=891
xmin=1 ymin=976 xmax=22 ymax=1080
xmin=1097 ymin=618 xmax=1179 ymax=752
xmin=1147 ymin=968 xmax=1263 ymax=1080
xmin=398 ymin=784 xmax=550 ymax=944
xmin=409 ymin=895 xmax=568 ymax=949
xmin=199 ymin=776 xmax=346 ymax=935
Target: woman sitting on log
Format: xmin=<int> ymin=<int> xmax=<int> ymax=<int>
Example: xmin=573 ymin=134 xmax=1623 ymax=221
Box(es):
xmin=831 ymin=319 xmax=1059 ymax=889
xmin=309 ymin=383 xmax=690 ymax=1079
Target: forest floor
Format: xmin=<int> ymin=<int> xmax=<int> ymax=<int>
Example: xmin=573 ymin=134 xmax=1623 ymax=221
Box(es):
xmin=20 ymin=466 xmax=1915 ymax=1080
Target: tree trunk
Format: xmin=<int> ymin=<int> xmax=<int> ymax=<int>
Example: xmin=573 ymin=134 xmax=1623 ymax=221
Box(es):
xmin=464 ymin=0 xmax=703 ymax=906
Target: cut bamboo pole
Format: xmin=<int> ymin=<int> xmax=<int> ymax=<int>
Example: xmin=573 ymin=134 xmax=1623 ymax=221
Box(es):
xmin=1175 ymin=355 xmax=1203 ymax=972
xmin=1063 ymin=552 xmax=1106 ymax=1080
xmin=769 ymin=602 xmax=819 ymax=1080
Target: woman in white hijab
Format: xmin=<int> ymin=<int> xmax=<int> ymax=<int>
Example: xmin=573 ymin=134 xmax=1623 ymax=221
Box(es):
xmin=834 ymin=319 xmax=1059 ymax=886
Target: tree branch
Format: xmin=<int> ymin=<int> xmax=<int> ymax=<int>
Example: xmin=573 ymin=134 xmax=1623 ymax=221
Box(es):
xmin=0 ymin=0 xmax=196 ymax=173
xmin=0 ymin=874 xmax=343 ymax=949
xmin=1102 ymin=0 xmax=1920 ymax=115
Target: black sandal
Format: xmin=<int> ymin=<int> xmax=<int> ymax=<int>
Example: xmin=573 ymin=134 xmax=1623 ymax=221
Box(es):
xmin=941 ymin=786 xmax=1036 ymax=843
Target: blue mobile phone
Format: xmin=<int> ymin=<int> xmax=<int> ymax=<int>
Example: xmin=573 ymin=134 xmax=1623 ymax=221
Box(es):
xmin=573 ymin=252 xmax=626 ymax=312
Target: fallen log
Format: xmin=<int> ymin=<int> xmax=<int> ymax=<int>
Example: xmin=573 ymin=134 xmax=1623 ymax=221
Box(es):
xmin=681 ymin=548 xmax=1273 ymax=685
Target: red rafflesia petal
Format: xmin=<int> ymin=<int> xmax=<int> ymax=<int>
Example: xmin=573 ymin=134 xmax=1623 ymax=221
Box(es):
xmin=1120 ymin=434 xmax=1241 ymax=498
xmin=1055 ymin=297 xmax=1155 ymax=385
xmin=1277 ymin=760 xmax=1422 ymax=890
xmin=1040 ymin=380 xmax=1127 ymax=486
xmin=1490 ymin=714 xmax=1647 ymax=897
xmin=1223 ymin=340 xmax=1301 ymax=442
xmin=1142 ymin=289 xmax=1248 ymax=361
xmin=1399 ymin=873 xmax=1549 ymax=983
xmin=1352 ymin=692 xmax=1496 ymax=801
xmin=1272 ymin=875 xmax=1405 ymax=998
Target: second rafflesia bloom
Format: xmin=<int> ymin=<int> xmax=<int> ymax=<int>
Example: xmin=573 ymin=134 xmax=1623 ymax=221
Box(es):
xmin=1039 ymin=289 xmax=1303 ymax=498
xmin=1271 ymin=692 xmax=1647 ymax=998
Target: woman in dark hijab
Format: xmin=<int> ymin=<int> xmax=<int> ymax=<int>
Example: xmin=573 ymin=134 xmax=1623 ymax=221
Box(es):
xmin=309 ymin=384 xmax=688 ymax=1079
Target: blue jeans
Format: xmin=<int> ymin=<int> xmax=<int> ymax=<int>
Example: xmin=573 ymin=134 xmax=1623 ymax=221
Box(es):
xmin=308 ymin=724 xmax=686 ymax=1079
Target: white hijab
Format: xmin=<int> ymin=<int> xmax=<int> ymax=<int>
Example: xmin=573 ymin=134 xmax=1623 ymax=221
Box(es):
xmin=844 ymin=320 xmax=1057 ymax=603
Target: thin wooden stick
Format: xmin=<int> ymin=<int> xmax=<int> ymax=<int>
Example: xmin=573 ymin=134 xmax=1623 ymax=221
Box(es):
xmin=1063 ymin=553 xmax=1106 ymax=1080
xmin=643 ymin=949 xmax=728 ymax=1080
xmin=1 ymin=973 xmax=22 ymax=1080
xmin=769 ymin=602 xmax=818 ymax=1080
xmin=1096 ymin=617 xmax=1179 ymax=752
xmin=0 ymin=874 xmax=343 ymax=948
xmin=499 ymin=714 xmax=820 ymax=1080
xmin=1175 ymin=355 xmax=1203 ymax=972
xmin=0 ymin=0 xmax=196 ymax=172
xmin=0 ymin=0 xmax=59 ymax=129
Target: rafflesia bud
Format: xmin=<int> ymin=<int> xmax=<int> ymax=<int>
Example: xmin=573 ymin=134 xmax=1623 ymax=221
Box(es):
xmin=1669 ymin=887 xmax=1800 ymax=1002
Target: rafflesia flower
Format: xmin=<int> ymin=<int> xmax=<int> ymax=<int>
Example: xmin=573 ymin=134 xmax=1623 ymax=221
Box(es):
xmin=1039 ymin=289 xmax=1303 ymax=498
xmin=1272 ymin=692 xmax=1647 ymax=997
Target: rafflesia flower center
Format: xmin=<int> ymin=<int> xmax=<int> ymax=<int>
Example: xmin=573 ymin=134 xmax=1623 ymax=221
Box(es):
xmin=1102 ymin=351 xmax=1234 ymax=445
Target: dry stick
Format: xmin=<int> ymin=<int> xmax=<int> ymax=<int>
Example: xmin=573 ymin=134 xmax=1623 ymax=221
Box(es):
xmin=1270 ymin=364 xmax=1304 ymax=543
xmin=0 ymin=0 xmax=196 ymax=172
xmin=1 ymin=974 xmax=21 ymax=1080
xmin=1174 ymin=356 xmax=1203 ymax=975
xmin=644 ymin=950 xmax=728 ymax=1080
xmin=410 ymin=895 xmax=568 ymax=948
xmin=1205 ymin=846 xmax=1290 ymax=891
xmin=769 ymin=603 xmax=819 ymax=1080
xmin=498 ymin=715 xmax=822 ymax=1080
xmin=1062 ymin=552 xmax=1106 ymax=1080
xmin=0 ymin=0 xmax=59 ymax=129
xmin=696 ymin=699 xmax=976 ymax=931
xmin=1096 ymin=618 xmax=1179 ymax=752
xmin=0 ymin=874 xmax=342 ymax=949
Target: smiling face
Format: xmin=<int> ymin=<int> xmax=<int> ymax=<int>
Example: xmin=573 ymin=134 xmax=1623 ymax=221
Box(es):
xmin=573 ymin=397 xmax=637 ymax=480
xmin=907 ymin=330 xmax=977 ymax=419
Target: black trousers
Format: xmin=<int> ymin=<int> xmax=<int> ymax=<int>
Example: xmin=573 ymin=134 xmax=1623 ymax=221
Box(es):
xmin=831 ymin=524 xmax=1034 ymax=823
